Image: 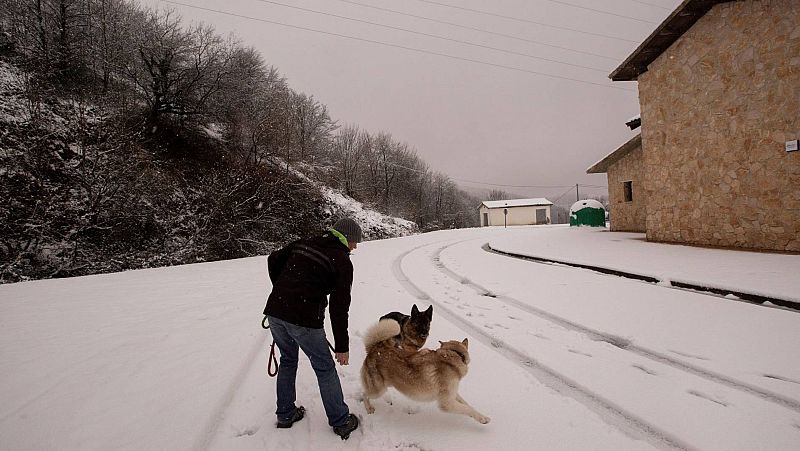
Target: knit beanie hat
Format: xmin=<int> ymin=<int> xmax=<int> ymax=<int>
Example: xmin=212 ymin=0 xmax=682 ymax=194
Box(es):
xmin=332 ymin=217 xmax=363 ymax=243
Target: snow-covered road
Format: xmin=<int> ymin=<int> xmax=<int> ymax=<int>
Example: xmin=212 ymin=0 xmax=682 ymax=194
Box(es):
xmin=1 ymin=226 xmax=799 ymax=450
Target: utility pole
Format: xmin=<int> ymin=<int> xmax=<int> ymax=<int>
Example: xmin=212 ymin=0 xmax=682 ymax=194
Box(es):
xmin=576 ymin=184 xmax=580 ymax=202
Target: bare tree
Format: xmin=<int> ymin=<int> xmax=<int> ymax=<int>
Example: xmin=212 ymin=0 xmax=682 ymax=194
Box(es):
xmin=290 ymin=93 xmax=336 ymax=164
xmin=126 ymin=10 xmax=235 ymax=124
xmin=488 ymin=189 xmax=510 ymax=201
xmin=331 ymin=125 xmax=366 ymax=197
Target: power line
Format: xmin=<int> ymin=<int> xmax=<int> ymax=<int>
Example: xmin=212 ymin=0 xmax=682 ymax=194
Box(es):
xmin=410 ymin=0 xmax=640 ymax=43
xmin=160 ymin=1 xmax=636 ymax=92
xmin=333 ymin=0 xmax=621 ymax=61
xmin=253 ymin=0 xmax=609 ymax=73
xmin=539 ymin=0 xmax=659 ymax=24
xmin=453 ymin=179 xmax=577 ymax=189
xmin=551 ymin=186 xmax=577 ymax=203
xmin=385 ymin=161 xmax=607 ymax=190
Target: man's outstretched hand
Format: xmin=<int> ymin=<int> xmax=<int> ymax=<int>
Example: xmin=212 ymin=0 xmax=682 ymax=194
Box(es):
xmin=335 ymin=352 xmax=349 ymax=365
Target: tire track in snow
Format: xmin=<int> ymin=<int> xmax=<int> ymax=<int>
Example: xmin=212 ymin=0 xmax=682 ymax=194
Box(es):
xmin=192 ymin=331 xmax=270 ymax=451
xmin=392 ymin=240 xmax=692 ymax=451
xmin=431 ymin=241 xmax=800 ymax=414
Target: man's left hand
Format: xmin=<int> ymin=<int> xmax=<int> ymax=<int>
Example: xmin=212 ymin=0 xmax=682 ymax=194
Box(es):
xmin=335 ymin=352 xmax=349 ymax=365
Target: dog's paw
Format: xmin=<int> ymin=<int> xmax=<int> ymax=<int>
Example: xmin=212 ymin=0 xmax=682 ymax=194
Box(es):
xmin=363 ymin=399 xmax=376 ymax=414
xmin=476 ymin=415 xmax=491 ymax=424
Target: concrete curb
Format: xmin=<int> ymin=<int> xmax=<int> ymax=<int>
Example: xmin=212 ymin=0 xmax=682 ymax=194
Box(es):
xmin=483 ymin=243 xmax=800 ymax=313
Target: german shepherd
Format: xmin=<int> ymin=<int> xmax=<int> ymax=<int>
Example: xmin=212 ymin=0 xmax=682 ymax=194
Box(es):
xmin=379 ymin=304 xmax=433 ymax=351
xmin=360 ymin=319 xmax=490 ymax=424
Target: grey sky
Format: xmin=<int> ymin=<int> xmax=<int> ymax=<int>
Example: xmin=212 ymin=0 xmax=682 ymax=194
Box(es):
xmin=144 ymin=0 xmax=681 ymax=203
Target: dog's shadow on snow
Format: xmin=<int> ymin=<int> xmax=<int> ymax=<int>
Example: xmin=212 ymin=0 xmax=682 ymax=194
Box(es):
xmin=357 ymin=393 xmax=490 ymax=433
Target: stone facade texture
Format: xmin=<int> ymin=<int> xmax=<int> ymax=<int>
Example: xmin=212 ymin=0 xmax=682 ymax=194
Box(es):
xmin=637 ymin=0 xmax=800 ymax=252
xmin=608 ymin=142 xmax=647 ymax=232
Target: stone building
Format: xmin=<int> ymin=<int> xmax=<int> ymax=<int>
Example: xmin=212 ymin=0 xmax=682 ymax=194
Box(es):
xmin=595 ymin=0 xmax=800 ymax=252
xmin=588 ymin=134 xmax=647 ymax=232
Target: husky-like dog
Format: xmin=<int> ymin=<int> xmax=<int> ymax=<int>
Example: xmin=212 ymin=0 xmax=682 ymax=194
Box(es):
xmin=360 ymin=319 xmax=490 ymax=424
xmin=379 ymin=304 xmax=433 ymax=351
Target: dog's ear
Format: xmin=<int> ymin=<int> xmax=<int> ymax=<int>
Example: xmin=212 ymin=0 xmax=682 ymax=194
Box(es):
xmin=412 ymin=304 xmax=420 ymax=315
xmin=424 ymin=305 xmax=433 ymax=320
xmin=439 ymin=340 xmax=444 ymax=347
xmin=462 ymin=338 xmax=469 ymax=348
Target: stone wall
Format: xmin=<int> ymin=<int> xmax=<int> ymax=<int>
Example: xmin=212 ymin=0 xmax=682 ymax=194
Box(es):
xmin=608 ymin=142 xmax=647 ymax=232
xmin=637 ymin=0 xmax=800 ymax=252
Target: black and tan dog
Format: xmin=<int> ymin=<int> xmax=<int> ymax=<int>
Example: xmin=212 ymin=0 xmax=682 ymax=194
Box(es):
xmin=379 ymin=304 xmax=433 ymax=351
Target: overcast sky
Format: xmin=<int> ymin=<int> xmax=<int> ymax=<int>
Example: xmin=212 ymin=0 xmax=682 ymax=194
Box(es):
xmin=142 ymin=0 xmax=681 ymax=203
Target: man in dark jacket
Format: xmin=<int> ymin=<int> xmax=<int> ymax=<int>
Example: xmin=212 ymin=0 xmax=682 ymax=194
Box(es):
xmin=263 ymin=218 xmax=362 ymax=439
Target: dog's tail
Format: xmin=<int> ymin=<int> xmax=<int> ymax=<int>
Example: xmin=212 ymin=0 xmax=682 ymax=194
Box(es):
xmin=363 ymin=319 xmax=401 ymax=350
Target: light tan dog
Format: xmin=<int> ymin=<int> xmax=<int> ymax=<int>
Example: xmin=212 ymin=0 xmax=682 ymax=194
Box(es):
xmin=360 ymin=319 xmax=490 ymax=424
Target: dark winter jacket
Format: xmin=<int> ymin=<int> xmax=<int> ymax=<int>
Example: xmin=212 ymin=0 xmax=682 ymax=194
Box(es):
xmin=263 ymin=231 xmax=354 ymax=352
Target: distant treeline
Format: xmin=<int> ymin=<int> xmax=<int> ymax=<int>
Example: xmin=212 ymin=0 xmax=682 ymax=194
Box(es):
xmin=0 ymin=0 xmax=478 ymax=283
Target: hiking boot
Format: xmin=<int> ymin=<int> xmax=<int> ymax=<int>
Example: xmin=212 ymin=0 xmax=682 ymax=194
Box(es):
xmin=332 ymin=413 xmax=359 ymax=440
xmin=276 ymin=406 xmax=305 ymax=429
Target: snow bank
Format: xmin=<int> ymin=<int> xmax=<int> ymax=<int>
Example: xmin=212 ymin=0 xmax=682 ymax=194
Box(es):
xmin=280 ymin=161 xmax=418 ymax=240
xmin=321 ymin=186 xmax=417 ymax=240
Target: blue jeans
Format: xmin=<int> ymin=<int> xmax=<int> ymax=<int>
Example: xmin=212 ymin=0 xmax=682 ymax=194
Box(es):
xmin=267 ymin=316 xmax=350 ymax=427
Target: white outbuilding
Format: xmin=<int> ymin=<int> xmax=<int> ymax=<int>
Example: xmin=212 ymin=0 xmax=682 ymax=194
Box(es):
xmin=479 ymin=198 xmax=553 ymax=227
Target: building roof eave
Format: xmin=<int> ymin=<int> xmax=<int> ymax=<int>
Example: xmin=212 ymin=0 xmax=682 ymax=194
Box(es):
xmin=586 ymin=134 xmax=642 ymax=174
xmin=609 ymin=0 xmax=731 ymax=81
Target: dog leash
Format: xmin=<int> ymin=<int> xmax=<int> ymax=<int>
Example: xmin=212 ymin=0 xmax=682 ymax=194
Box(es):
xmin=262 ymin=317 xmax=279 ymax=377
xmin=262 ymin=316 xmax=336 ymax=378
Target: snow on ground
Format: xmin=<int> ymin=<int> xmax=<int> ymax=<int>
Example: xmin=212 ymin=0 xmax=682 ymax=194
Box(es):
xmin=278 ymin=161 xmax=418 ymax=239
xmin=0 ymin=61 xmax=104 ymax=133
xmin=321 ymin=185 xmax=417 ymax=239
xmin=489 ymin=225 xmax=800 ymax=304
xmin=1 ymin=226 xmax=800 ymax=450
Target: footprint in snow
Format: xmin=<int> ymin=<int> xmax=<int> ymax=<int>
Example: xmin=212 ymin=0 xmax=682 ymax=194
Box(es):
xmin=234 ymin=425 xmax=260 ymax=437
xmin=687 ymin=390 xmax=729 ymax=407
xmin=763 ymin=374 xmax=800 ymax=385
xmin=632 ymin=364 xmax=658 ymax=376
xmin=394 ymin=441 xmax=430 ymax=451
xmin=568 ymin=349 xmax=592 ymax=358
xmin=670 ymin=349 xmax=711 ymax=361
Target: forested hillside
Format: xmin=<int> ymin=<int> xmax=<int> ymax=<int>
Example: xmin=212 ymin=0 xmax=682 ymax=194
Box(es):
xmin=0 ymin=0 xmax=478 ymax=283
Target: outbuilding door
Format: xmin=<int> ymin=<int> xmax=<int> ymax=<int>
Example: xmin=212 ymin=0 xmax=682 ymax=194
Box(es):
xmin=535 ymin=208 xmax=546 ymax=224
xmin=483 ymin=213 xmax=489 ymax=226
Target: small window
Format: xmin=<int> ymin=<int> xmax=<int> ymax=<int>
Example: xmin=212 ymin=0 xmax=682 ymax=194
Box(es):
xmin=623 ymin=181 xmax=633 ymax=202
